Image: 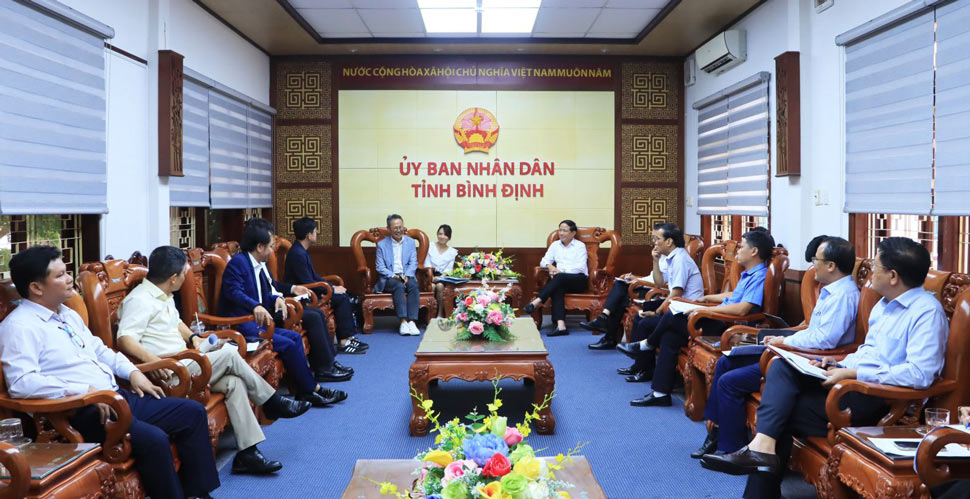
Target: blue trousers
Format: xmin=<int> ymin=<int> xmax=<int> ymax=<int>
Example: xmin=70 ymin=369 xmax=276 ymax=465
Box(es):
xmin=253 ymin=326 xmax=317 ymax=394
xmin=71 ymin=389 xmax=219 ymax=498
xmin=289 ymin=306 xmax=335 ymax=370
xmin=383 ymin=277 xmax=420 ymax=320
xmin=702 ymin=355 xmax=762 ymax=453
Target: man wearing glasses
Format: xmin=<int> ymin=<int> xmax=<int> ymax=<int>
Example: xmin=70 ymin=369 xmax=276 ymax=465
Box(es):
xmin=375 ymin=214 xmax=422 ymax=336
xmin=702 ymin=237 xmax=949 ymax=499
xmin=690 ymin=236 xmax=859 ymax=460
xmin=0 ymin=246 xmax=219 ymax=498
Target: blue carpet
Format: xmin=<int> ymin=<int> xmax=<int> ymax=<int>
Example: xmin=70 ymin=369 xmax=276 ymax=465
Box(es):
xmin=213 ymin=316 xmax=812 ymax=498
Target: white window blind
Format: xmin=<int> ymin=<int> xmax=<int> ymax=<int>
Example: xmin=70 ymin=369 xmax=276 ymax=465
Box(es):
xmin=841 ymin=10 xmax=935 ymax=214
xmin=170 ymin=77 xmax=210 ymax=207
xmin=0 ymin=0 xmax=113 ymax=215
xmin=932 ymin=0 xmax=970 ymax=215
xmin=694 ymin=72 xmax=770 ymax=217
xmin=246 ymin=107 xmax=273 ymax=209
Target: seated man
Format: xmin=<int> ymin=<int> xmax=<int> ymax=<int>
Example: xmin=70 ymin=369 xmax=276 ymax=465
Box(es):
xmin=286 ymin=217 xmax=368 ymax=354
xmin=0 ymin=246 xmax=219 ymax=498
xmin=523 ymin=219 xmax=589 ymax=337
xmin=620 ymin=229 xmax=775 ymax=407
xmin=219 ymin=218 xmax=349 ymax=407
xmin=583 ymin=223 xmax=703 ymax=353
xmin=375 ymin=213 xmax=421 ymax=336
xmin=117 ymin=246 xmax=312 ymax=475
xmin=691 ymin=236 xmax=859 ymax=459
xmin=701 ymin=237 xmax=948 ymax=499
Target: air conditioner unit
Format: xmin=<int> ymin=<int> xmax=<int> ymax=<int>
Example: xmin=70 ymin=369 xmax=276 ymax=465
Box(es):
xmin=695 ymin=30 xmax=746 ymax=75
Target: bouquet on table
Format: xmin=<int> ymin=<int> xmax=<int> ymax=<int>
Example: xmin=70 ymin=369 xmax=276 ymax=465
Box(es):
xmin=371 ymin=380 xmax=583 ymax=499
xmin=452 ymin=282 xmax=516 ymax=342
xmin=446 ymin=250 xmax=521 ymax=281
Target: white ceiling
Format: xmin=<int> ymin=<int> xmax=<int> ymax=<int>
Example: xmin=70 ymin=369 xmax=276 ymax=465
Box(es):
xmin=285 ymin=0 xmax=669 ymax=39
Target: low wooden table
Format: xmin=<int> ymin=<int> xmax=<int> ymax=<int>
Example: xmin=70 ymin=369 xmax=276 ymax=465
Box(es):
xmin=438 ymin=279 xmax=523 ymax=317
xmin=341 ymin=456 xmax=606 ymax=498
xmin=408 ymin=318 xmax=555 ymax=436
xmin=827 ymin=426 xmax=970 ymax=497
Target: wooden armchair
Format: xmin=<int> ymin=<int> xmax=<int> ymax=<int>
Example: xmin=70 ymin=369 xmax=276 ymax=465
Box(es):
xmin=269 ymin=236 xmax=346 ymax=337
xmin=179 ymin=248 xmax=282 ymax=389
xmin=529 ymin=227 xmax=622 ymax=327
xmin=75 ymin=259 xmax=233 ymax=451
xmin=915 ymin=427 xmax=970 ymax=492
xmin=350 ymin=227 xmax=437 ymax=334
xmin=679 ymin=247 xmax=789 ymax=421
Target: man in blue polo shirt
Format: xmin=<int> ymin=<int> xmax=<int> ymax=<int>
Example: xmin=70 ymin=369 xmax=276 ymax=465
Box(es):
xmin=622 ymin=229 xmax=775 ymax=407
xmin=691 ymin=236 xmax=859 ymax=459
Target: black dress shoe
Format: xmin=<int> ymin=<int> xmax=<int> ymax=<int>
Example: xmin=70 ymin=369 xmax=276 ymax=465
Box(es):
xmin=579 ymin=315 xmax=609 ymax=333
xmin=297 ymin=390 xmax=335 ymax=407
xmin=333 ymin=361 xmax=354 ymax=374
xmin=625 ymin=370 xmax=652 ymax=382
xmin=231 ymin=446 xmax=283 ymax=474
xmin=691 ymin=427 xmax=719 ymax=459
xmin=617 ymin=366 xmax=637 ymax=375
xmin=700 ymin=446 xmax=780 ymax=475
xmin=318 ymin=387 xmax=348 ymax=403
xmin=315 ymin=366 xmax=352 ymax=382
xmin=262 ymin=393 xmax=311 ymax=420
xmin=547 ymin=328 xmax=569 ymax=337
xmin=587 ymin=336 xmax=617 ymax=350
xmin=616 ymin=341 xmax=645 ymax=360
xmin=523 ymin=303 xmax=536 ymax=314
xmin=630 ymin=393 xmax=671 ymax=407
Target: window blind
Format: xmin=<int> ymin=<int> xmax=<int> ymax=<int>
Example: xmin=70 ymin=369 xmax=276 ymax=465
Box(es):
xmin=0 ymin=0 xmax=113 ymax=215
xmin=170 ymin=77 xmax=210 ymax=207
xmin=694 ymin=72 xmax=771 ymax=217
xmin=932 ymin=0 xmax=970 ymax=215
xmin=842 ymin=10 xmax=935 ymax=215
xmin=246 ymin=107 xmax=273 ymax=209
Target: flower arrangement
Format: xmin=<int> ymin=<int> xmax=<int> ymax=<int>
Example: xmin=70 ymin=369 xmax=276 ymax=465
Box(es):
xmin=452 ymin=282 xmax=516 ymax=342
xmin=370 ymin=380 xmax=584 ymax=499
xmin=447 ymin=250 xmax=520 ymax=281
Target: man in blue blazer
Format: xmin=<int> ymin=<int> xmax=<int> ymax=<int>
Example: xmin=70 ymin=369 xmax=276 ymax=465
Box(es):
xmin=375 ymin=214 xmax=421 ymax=336
xmin=285 ymin=217 xmax=368 ymax=354
xmin=218 ymin=218 xmax=348 ymax=407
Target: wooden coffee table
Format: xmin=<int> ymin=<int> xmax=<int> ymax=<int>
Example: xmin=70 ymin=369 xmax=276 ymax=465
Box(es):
xmin=341 ymin=456 xmax=605 ymax=498
xmin=408 ymin=318 xmax=555 ymax=436
xmin=438 ymin=278 xmax=523 ymax=317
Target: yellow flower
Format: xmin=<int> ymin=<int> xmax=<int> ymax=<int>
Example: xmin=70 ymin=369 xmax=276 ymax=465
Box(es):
xmin=477 ymin=481 xmax=510 ymax=499
xmin=512 ymin=455 xmax=541 ymax=480
xmin=557 ymin=492 xmax=570 ymax=499
xmin=422 ymin=399 xmax=434 ymax=411
xmin=423 ymin=450 xmax=453 ymax=467
xmin=379 ymin=482 xmax=398 ymax=495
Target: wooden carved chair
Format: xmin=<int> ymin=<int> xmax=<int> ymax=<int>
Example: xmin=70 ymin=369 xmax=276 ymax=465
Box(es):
xmin=915 ymin=427 xmax=970 ymax=494
xmin=678 ymin=246 xmax=790 ymax=421
xmin=530 ymin=227 xmax=622 ymax=327
xmin=269 ymin=236 xmax=346 ymax=338
xmin=210 ymin=241 xmax=241 ymax=256
xmin=350 ymin=228 xmax=438 ymax=334
xmin=0 ymin=279 xmax=189 ymax=498
xmin=179 ymin=248 xmax=283 ymax=390
xmin=75 ymin=259 xmax=235 ymax=451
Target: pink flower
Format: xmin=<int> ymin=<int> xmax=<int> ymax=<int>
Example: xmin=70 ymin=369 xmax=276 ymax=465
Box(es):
xmin=469 ymin=321 xmax=485 ymax=335
xmin=504 ymin=427 xmax=523 ymax=446
xmin=443 ymin=460 xmax=477 ymax=484
xmin=487 ymin=309 xmax=504 ymax=325
xmin=458 ymin=313 xmax=468 ymax=321
xmin=488 ymin=292 xmax=499 ymax=301
xmin=477 ymin=295 xmax=491 ymax=307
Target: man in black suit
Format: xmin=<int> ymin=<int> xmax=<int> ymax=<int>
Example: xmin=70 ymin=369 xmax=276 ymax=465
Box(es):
xmin=285 ymin=217 xmax=368 ymax=355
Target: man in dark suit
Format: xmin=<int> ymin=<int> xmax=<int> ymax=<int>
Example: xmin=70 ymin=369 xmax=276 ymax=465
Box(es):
xmin=285 ymin=217 xmax=368 ymax=354
xmin=218 ymin=218 xmax=349 ymax=407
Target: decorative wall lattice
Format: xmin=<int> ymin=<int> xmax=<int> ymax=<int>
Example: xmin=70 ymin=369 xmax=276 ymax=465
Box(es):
xmin=275 ymin=125 xmax=332 ymax=183
xmin=274 ymin=61 xmax=332 ymax=120
xmin=621 ymin=62 xmax=681 ymax=121
xmin=274 ymin=188 xmax=333 ymax=245
xmin=621 ymin=124 xmax=679 ymax=184
xmin=621 ymin=188 xmax=680 ymax=246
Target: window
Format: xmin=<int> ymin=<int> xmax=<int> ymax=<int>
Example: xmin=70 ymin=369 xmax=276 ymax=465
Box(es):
xmin=0 ymin=215 xmax=84 ymax=279
xmin=170 ymin=207 xmax=197 ymax=250
xmin=741 ymin=216 xmax=768 ymax=232
xmin=957 ymin=216 xmax=970 ymax=274
xmin=711 ymin=215 xmax=733 ymax=243
xmin=866 ymin=214 xmax=939 ymax=269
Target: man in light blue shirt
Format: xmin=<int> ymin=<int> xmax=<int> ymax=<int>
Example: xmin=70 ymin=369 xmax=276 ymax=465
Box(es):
xmin=693 ymin=236 xmax=859 ymax=459
xmin=702 ymin=237 xmax=948 ymax=499
xmin=623 ymin=229 xmax=775 ymax=407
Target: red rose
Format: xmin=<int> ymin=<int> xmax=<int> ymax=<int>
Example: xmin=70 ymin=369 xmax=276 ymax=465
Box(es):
xmin=475 ymin=265 xmax=482 ymax=272
xmin=464 ymin=296 xmax=475 ymax=306
xmin=481 ymin=453 xmax=511 ymax=477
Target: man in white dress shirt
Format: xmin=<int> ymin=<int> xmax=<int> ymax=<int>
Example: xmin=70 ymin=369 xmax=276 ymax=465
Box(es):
xmin=523 ymin=220 xmax=589 ymax=336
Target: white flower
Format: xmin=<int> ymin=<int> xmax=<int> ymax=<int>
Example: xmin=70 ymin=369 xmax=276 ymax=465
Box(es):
xmin=525 ymin=480 xmax=550 ymax=499
xmin=473 ymin=304 xmax=484 ymax=313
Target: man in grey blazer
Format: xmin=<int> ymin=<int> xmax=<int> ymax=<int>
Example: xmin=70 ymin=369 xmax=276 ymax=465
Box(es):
xmin=375 ymin=214 xmax=421 ymax=335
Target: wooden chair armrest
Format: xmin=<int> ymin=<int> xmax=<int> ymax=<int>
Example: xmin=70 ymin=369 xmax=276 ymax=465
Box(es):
xmin=282 ymin=298 xmax=303 ymax=330
xmin=202 ymin=330 xmax=248 ymax=358
xmin=916 ymin=426 xmax=970 ymax=487
xmin=825 ymin=379 xmax=959 ymax=437
xmin=320 ymin=275 xmax=345 ymax=287
xmin=590 ymin=269 xmax=613 ymax=294
xmin=161 ymin=350 xmax=212 ymax=403
xmin=772 ymin=343 xmax=858 ymax=357
xmin=357 ymin=268 xmax=373 ymax=293
xmin=0 ymin=391 xmax=132 ymax=464
xmin=687 ymin=309 xmax=763 ymax=337
xmin=301 ymin=281 xmax=334 ymax=306
xmin=0 ymin=441 xmax=30 ymax=498
xmin=135 ymin=359 xmax=191 ymax=399
xmin=643 ymin=287 xmax=668 ymax=301
xmin=199 ymin=313 xmax=274 ymax=340
xmin=718 ymin=325 xmax=810 ymax=352
xmin=533 ymin=266 xmax=549 ymax=291
xmin=417 ymin=267 xmax=434 ymax=292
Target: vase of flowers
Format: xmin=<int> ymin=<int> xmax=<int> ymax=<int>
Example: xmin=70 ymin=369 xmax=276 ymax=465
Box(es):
xmin=452 ymin=281 xmax=516 ymax=342
xmin=447 ymin=250 xmax=521 ymax=281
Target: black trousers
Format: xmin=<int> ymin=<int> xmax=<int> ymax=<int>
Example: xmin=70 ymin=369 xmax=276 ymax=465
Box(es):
xmin=744 ymin=361 xmax=889 ymax=498
xmin=277 ymin=306 xmax=334 ymax=370
xmin=602 ymin=280 xmax=630 ymax=315
xmin=536 ymin=272 xmax=588 ymax=322
xmin=330 ymin=293 xmax=357 ymax=340
xmin=650 ymin=314 xmax=729 ymax=394
xmin=627 ymin=300 xmax=664 ymax=371
xmin=71 ymin=389 xmax=219 ymax=498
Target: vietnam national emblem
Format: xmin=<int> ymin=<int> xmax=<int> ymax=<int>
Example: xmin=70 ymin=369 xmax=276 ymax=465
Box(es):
xmin=453 ymin=107 xmax=499 ymax=154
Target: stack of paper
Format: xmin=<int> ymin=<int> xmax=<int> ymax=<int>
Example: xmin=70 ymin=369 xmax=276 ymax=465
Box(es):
xmin=767 ymin=345 xmax=828 ymax=380
xmin=667 ymin=300 xmax=706 ymax=315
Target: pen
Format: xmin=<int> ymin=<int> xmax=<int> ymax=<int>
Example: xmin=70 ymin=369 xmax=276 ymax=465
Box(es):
xmin=813 ymin=357 xmax=844 ymax=368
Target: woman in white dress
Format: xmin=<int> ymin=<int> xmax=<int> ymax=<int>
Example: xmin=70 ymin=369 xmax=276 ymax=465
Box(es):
xmin=425 ymin=224 xmax=458 ymax=317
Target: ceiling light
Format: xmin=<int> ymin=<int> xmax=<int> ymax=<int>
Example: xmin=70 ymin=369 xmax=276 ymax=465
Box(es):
xmin=420 ymin=8 xmax=477 ymax=33
xmin=482 ymin=0 xmax=541 ymax=7
xmin=481 ymin=8 xmax=538 ymax=33
xmin=417 ymin=0 xmax=476 ymax=8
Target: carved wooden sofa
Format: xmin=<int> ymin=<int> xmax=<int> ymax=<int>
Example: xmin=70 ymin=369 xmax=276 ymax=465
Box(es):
xmin=530 ymin=227 xmax=622 ymax=328
xmin=349 ymin=228 xmax=437 ymax=334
